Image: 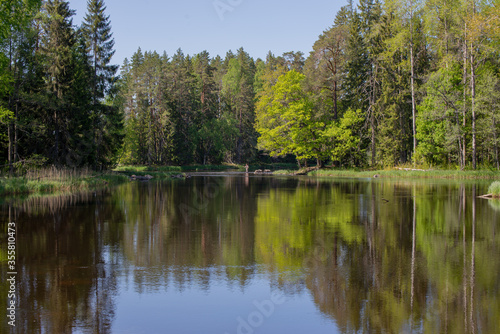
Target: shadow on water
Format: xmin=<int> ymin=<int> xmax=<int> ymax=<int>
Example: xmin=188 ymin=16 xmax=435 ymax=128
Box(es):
xmin=0 ymin=175 xmax=499 ymax=333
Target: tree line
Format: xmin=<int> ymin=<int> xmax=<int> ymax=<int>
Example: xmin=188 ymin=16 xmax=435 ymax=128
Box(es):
xmin=116 ymin=0 xmax=500 ymax=169
xmin=2 ymin=0 xmax=500 ymax=171
xmin=0 ymin=0 xmax=121 ymax=172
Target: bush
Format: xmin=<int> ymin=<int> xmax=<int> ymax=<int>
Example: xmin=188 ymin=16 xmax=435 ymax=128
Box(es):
xmin=488 ymin=181 xmax=500 ymax=197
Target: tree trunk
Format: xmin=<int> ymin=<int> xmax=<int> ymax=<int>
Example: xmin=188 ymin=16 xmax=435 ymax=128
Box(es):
xmin=54 ymin=109 xmax=59 ymax=165
xmin=8 ymin=122 xmax=13 ymax=175
xmin=470 ymin=49 xmax=477 ymax=170
xmin=370 ymin=63 xmax=377 ymax=167
xmin=494 ymin=120 xmax=499 ymax=170
xmin=237 ymin=108 xmax=242 ymax=163
xmin=14 ymin=102 xmax=18 ymax=166
xmin=410 ymin=0 xmax=417 ymax=162
xmin=462 ymin=23 xmax=468 ymax=170
xmin=333 ymin=80 xmax=338 ymax=120
xmin=8 ymin=31 xmax=13 ymax=175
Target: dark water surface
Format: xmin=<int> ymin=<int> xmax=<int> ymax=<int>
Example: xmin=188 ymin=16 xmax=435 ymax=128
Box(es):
xmin=1 ymin=175 xmax=499 ymax=333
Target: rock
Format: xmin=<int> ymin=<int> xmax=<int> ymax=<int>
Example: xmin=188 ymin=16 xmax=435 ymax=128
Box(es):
xmin=130 ymin=174 xmax=153 ymax=181
xmin=254 ymin=169 xmax=263 ymax=174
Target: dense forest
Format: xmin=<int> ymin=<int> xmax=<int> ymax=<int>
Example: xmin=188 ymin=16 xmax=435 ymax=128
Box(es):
xmin=0 ymin=0 xmax=121 ymax=171
xmin=1 ymin=0 xmax=500 ymax=171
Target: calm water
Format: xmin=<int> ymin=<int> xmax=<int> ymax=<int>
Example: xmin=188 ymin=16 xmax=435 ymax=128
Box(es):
xmin=1 ymin=174 xmax=499 ymax=334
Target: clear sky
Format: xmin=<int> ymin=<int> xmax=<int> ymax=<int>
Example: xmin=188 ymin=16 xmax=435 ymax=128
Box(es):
xmin=68 ymin=0 xmax=346 ymax=67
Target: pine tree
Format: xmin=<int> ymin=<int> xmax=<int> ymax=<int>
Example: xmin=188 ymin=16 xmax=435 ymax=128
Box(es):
xmin=358 ymin=0 xmax=383 ymax=166
xmin=304 ymin=8 xmax=348 ymax=121
xmin=343 ymin=11 xmax=369 ymax=113
xmin=222 ymin=48 xmax=257 ymax=163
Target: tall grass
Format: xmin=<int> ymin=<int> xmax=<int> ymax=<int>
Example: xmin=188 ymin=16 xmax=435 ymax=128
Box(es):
xmin=25 ymin=166 xmax=94 ymax=181
xmin=0 ymin=167 xmax=128 ymax=196
xmin=310 ymin=168 xmax=500 ymax=180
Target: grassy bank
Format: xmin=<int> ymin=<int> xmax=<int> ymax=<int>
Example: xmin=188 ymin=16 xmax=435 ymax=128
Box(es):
xmin=307 ymin=168 xmax=500 ymax=180
xmin=0 ymin=168 xmax=129 ymax=196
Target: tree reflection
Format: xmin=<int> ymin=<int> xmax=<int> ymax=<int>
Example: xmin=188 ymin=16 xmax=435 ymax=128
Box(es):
xmin=1 ymin=178 xmax=498 ymax=333
xmin=1 ymin=191 xmax=123 ymax=334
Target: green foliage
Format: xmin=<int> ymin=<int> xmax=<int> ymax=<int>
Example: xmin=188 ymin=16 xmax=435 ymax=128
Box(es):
xmin=0 ymin=168 xmax=128 ymax=196
xmin=488 ymin=182 xmax=500 ymax=196
xmin=221 ymin=48 xmax=257 ymax=163
xmin=256 ymin=70 xmax=326 ymax=162
xmin=0 ymin=105 xmax=13 ymax=122
xmin=324 ymin=108 xmax=365 ymax=165
xmin=416 ymin=65 xmax=464 ymax=166
xmin=0 ymin=0 xmax=122 ymax=170
xmin=2 ymin=0 xmax=500 ymax=171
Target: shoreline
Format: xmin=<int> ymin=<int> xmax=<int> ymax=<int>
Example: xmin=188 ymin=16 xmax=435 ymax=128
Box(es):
xmin=0 ymin=173 xmax=129 ymax=197
xmin=305 ymin=168 xmax=500 ymax=180
xmin=2 ymin=166 xmax=499 ymax=197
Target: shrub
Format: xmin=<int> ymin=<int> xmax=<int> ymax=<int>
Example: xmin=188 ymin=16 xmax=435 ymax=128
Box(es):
xmin=488 ymin=181 xmax=500 ymax=197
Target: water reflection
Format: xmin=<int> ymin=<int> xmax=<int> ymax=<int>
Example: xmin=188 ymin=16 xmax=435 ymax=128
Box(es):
xmin=0 ymin=190 xmax=122 ymax=334
xmin=1 ymin=177 xmax=499 ymax=333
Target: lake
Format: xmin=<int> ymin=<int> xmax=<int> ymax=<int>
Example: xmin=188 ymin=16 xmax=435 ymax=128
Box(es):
xmin=1 ymin=174 xmax=499 ymax=333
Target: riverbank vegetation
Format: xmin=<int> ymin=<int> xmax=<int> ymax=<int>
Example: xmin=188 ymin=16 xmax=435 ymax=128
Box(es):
xmin=487 ymin=181 xmax=500 ymax=197
xmin=2 ymin=0 xmax=500 ymax=175
xmin=0 ymin=167 xmax=128 ymax=196
xmin=309 ymin=168 xmax=500 ymax=180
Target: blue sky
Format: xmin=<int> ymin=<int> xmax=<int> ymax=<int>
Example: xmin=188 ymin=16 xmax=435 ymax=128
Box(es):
xmin=68 ymin=0 xmax=346 ymax=67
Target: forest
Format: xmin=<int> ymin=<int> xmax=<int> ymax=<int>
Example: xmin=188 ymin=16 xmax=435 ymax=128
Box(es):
xmin=1 ymin=0 xmax=500 ymax=171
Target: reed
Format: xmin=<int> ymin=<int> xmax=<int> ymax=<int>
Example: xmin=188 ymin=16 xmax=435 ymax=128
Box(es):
xmin=0 ymin=168 xmax=128 ymax=196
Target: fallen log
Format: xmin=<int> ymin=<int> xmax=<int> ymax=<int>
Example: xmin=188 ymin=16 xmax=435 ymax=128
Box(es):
xmin=293 ymin=166 xmax=320 ymax=176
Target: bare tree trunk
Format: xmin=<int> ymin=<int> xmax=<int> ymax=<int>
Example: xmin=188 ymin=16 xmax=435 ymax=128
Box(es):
xmin=333 ymin=81 xmax=338 ymax=120
xmin=8 ymin=31 xmax=13 ymax=175
xmin=494 ymin=120 xmax=499 ymax=170
xmin=8 ymin=123 xmax=13 ymax=175
xmin=370 ymin=69 xmax=376 ymax=167
xmin=410 ymin=0 xmax=417 ymax=163
xmin=238 ymin=109 xmax=242 ymax=163
xmin=470 ymin=1 xmax=477 ymax=170
xmin=54 ymin=109 xmax=59 ymax=165
xmin=471 ymin=49 xmax=477 ymax=170
xmin=14 ymin=102 xmax=18 ymax=165
xmin=462 ymin=23 xmax=468 ymax=170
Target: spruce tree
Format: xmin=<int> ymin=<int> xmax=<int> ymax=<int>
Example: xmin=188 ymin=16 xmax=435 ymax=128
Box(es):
xmin=40 ymin=0 xmax=76 ymax=165
xmin=82 ymin=0 xmax=116 ymax=101
xmin=82 ymin=0 xmax=119 ymax=169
